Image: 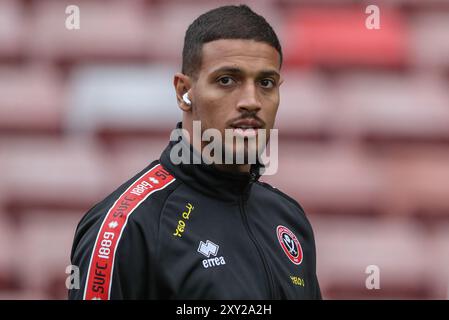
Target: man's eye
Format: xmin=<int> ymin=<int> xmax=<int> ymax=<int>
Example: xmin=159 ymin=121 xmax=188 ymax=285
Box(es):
xmin=260 ymin=79 xmax=275 ymax=88
xmin=217 ymin=76 xmax=235 ymax=86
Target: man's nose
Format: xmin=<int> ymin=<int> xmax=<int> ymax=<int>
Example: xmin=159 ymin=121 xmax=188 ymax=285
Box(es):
xmin=236 ymin=83 xmax=262 ymax=113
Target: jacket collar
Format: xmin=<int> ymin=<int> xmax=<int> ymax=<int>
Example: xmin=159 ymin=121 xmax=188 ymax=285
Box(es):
xmin=159 ymin=122 xmax=263 ymax=202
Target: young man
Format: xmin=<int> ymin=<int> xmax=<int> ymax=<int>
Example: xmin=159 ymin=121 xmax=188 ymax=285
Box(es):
xmin=69 ymin=4 xmax=321 ymax=300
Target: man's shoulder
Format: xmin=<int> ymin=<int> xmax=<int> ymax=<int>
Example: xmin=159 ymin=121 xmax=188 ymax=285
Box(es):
xmin=254 ymin=180 xmax=307 ymax=214
xmin=254 ymin=180 xmax=317 ymax=242
xmin=72 ymin=160 xmax=181 ymax=246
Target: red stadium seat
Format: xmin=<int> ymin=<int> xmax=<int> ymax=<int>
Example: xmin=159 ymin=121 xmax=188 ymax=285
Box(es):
xmin=27 ymin=0 xmax=148 ymax=61
xmin=0 ymin=66 xmax=65 ymax=134
xmin=385 ymin=148 xmax=449 ymax=218
xmin=64 ymin=64 xmax=180 ymax=139
xmin=106 ymin=137 xmax=171 ymax=185
xmin=332 ymin=73 xmax=449 ymax=142
xmin=282 ymin=6 xmax=408 ymax=68
xmin=0 ymin=137 xmax=112 ymax=212
xmin=0 ymin=290 xmax=50 ymax=300
xmin=310 ymin=215 xmax=440 ymax=299
xmin=0 ymin=213 xmax=19 ymax=291
xmin=15 ymin=210 xmax=83 ymax=299
xmin=432 ymin=224 xmax=449 ymax=298
xmin=145 ymin=0 xmax=281 ymax=62
xmin=276 ymin=71 xmax=334 ymax=140
xmin=0 ymin=136 xmax=171 ymax=214
xmin=410 ymin=13 xmax=449 ymax=69
xmin=263 ymin=141 xmax=387 ymax=215
xmin=0 ymin=0 xmax=25 ymax=59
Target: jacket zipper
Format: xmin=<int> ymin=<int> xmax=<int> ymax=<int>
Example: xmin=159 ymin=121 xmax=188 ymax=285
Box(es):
xmin=239 ymin=177 xmax=277 ymax=299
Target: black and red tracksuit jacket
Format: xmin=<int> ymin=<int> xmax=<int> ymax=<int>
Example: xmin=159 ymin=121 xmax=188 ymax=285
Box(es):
xmin=68 ymin=123 xmax=321 ymax=300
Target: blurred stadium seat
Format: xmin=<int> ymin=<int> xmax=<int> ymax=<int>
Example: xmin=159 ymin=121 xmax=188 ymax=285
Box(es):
xmin=333 ymin=72 xmax=449 ymax=142
xmin=64 ymin=64 xmax=180 ymax=138
xmin=106 ymin=137 xmax=171 ymax=185
xmin=27 ymin=0 xmax=149 ymax=62
xmin=276 ymin=71 xmax=333 ymax=140
xmin=0 ymin=0 xmax=25 ymax=59
xmin=0 ymin=66 xmax=65 ymax=134
xmin=282 ymin=6 xmax=408 ymax=68
xmin=410 ymin=13 xmax=449 ymax=69
xmin=0 ymin=212 xmax=19 ymax=292
xmin=0 ymin=137 xmax=112 ymax=212
xmin=311 ymin=215 xmax=439 ymax=299
xmin=264 ymin=142 xmax=387 ymax=215
xmin=146 ymin=0 xmax=281 ymax=62
xmin=15 ymin=210 xmax=83 ymax=299
xmin=0 ymin=290 xmax=50 ymax=300
xmin=385 ymin=148 xmax=449 ymax=219
xmin=432 ymin=223 xmax=449 ymax=298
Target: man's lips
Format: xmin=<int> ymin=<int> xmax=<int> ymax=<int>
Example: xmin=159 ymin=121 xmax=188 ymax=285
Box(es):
xmin=231 ymin=128 xmax=258 ymax=138
xmin=228 ymin=119 xmax=264 ymax=138
xmin=229 ymin=118 xmax=264 ymax=129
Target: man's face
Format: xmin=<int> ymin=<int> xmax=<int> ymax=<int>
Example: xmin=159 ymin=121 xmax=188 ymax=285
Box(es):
xmin=190 ymin=39 xmax=282 ymax=163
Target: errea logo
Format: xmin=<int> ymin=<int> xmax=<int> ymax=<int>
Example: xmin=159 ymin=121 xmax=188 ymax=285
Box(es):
xmin=198 ymin=240 xmax=219 ymax=257
xmin=197 ymin=240 xmax=226 ymax=268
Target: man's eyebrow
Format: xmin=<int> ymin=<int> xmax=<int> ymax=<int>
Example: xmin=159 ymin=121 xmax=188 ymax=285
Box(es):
xmin=210 ymin=66 xmax=243 ymax=75
xmin=209 ymin=66 xmax=280 ymax=79
xmin=258 ymin=70 xmax=281 ymax=79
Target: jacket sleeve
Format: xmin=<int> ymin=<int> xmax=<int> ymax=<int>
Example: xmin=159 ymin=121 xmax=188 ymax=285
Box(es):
xmin=68 ymin=161 xmax=176 ymax=300
xmin=107 ymin=216 xmax=150 ymax=299
xmin=68 ymin=206 xmax=151 ymax=300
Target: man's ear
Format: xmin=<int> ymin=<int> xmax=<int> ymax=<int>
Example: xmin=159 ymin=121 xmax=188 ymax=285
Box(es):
xmin=174 ymin=73 xmax=192 ymax=112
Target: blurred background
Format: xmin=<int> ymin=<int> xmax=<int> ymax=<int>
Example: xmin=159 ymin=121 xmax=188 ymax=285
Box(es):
xmin=0 ymin=0 xmax=449 ymax=299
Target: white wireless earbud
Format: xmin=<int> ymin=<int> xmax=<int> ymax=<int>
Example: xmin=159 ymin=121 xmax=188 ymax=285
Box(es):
xmin=182 ymin=92 xmax=192 ymax=106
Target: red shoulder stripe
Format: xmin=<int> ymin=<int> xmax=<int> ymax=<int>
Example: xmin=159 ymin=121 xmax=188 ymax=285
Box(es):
xmin=83 ymin=163 xmax=175 ymax=300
